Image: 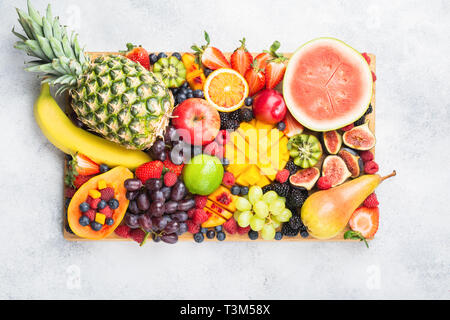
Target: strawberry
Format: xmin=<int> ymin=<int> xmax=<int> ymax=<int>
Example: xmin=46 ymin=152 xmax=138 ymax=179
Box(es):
xmin=254 ymin=40 xmax=283 ymax=70
xmin=73 ymin=174 xmax=93 ymax=189
xmin=135 ymin=161 xmax=164 ymax=183
xmin=123 ymin=43 xmax=150 ymax=70
xmin=191 ymin=31 xmax=230 ymax=70
xmin=73 ymin=154 xmax=100 ymax=176
xmin=349 ymin=206 xmax=379 ymax=238
xmin=245 ymin=60 xmax=266 ymax=96
xmin=129 ymin=228 xmax=148 ymax=245
xmin=230 ymin=38 xmax=253 ymax=76
xmin=163 ymin=171 xmax=177 ymax=187
xmin=265 ymin=58 xmax=287 ymax=89
xmin=163 ymin=159 xmax=184 ymax=176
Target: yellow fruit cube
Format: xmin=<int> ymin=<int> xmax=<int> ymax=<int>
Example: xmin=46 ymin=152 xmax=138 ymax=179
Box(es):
xmin=240 ymin=165 xmax=261 ymax=185
xmin=89 ymin=189 xmax=101 ymax=199
xmin=95 ymin=213 xmax=106 ymax=225
xmin=97 ymin=180 xmax=107 ymax=190
xmin=256 ymin=175 xmax=271 ymax=187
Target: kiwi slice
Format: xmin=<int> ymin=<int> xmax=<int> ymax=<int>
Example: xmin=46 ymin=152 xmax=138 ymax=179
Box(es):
xmin=287 ymin=134 xmax=323 ymax=168
xmin=152 ymin=56 xmax=186 ymax=88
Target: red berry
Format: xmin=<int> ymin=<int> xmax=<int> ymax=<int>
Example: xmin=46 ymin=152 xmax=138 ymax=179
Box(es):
xmin=114 ymin=225 xmax=131 ymax=238
xmin=362 ymin=52 xmax=371 ymax=64
xmin=317 ymin=176 xmax=332 ymax=190
xmin=86 ymin=196 xmax=101 ymax=210
xmin=135 ymin=161 xmax=164 ymax=183
xmin=100 ymin=187 xmax=115 ymax=201
xmin=187 ymin=208 xmax=196 ymax=219
xmin=194 ymin=195 xmax=207 ymax=209
xmin=163 ymin=159 xmax=184 ymax=176
xmin=74 ymin=174 xmax=93 ymax=189
xmin=237 ymin=225 xmax=251 ymax=235
xmin=129 ymin=228 xmax=147 ymax=244
xmin=84 ymin=209 xmax=96 ymax=222
xmin=192 ymin=209 xmax=209 ymax=225
xmin=163 ymin=171 xmax=177 ymax=187
xmin=99 ymin=206 xmax=113 ymax=218
xmin=215 ymin=130 xmax=230 ymax=145
xmin=64 ymin=187 xmax=76 ymax=198
xmin=364 ymin=161 xmax=379 ymax=174
xmin=222 ymin=172 xmax=235 ymax=186
xmin=341 ymin=124 xmax=354 ymax=132
xmin=223 ymin=218 xmax=238 ymax=235
xmin=364 ymin=193 xmax=379 ymax=208
xmin=276 ymin=169 xmax=290 ymax=183
xmin=187 ymin=220 xmax=200 ymax=234
xmin=359 ymin=150 xmax=374 ymax=162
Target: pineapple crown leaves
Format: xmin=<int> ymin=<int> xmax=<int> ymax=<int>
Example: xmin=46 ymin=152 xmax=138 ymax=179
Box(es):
xmin=344 ymin=230 xmax=369 ymax=248
xmin=12 ymin=1 xmax=88 ymax=93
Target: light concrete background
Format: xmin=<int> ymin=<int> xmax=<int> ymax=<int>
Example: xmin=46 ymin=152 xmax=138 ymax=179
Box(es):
xmin=0 ymin=0 xmax=448 ymax=299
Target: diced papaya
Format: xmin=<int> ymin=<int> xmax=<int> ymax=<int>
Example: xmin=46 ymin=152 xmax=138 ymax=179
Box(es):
xmin=201 ymin=209 xmax=226 ymax=228
xmin=208 ymin=186 xmax=237 ymax=213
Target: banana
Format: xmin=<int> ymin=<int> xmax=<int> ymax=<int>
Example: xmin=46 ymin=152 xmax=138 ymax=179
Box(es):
xmin=34 ymin=84 xmax=151 ymax=169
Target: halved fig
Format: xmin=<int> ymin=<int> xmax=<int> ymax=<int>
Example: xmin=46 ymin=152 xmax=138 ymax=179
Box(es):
xmin=338 ymin=148 xmax=363 ymax=178
xmin=322 ymin=130 xmax=342 ymax=154
xmin=321 ymin=155 xmax=351 ymax=187
xmin=342 ymin=122 xmax=376 ymax=150
xmin=289 ymin=167 xmax=320 ymax=190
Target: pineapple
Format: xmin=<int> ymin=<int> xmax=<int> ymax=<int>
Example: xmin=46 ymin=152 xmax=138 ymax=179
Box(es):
xmin=13 ymin=1 xmax=173 ymax=150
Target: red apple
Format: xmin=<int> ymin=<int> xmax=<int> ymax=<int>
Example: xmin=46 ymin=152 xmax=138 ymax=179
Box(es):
xmin=172 ymin=98 xmax=220 ymax=146
xmin=252 ymin=89 xmax=287 ymax=124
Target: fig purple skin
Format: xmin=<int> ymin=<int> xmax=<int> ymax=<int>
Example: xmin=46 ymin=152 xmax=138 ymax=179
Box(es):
xmin=338 ymin=148 xmax=364 ymax=178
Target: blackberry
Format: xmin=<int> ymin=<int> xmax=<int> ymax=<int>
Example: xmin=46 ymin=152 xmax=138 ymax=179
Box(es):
xmin=284 ymin=159 xmax=300 ymax=175
xmin=354 ymin=115 xmax=366 ymax=126
xmin=219 ymin=112 xmax=229 ymax=130
xmin=282 ymin=222 xmax=299 ymax=237
xmin=225 ymin=119 xmax=240 ymax=131
xmin=288 ymin=214 xmax=303 ymax=230
xmin=239 ymin=108 xmax=253 ymax=122
xmin=286 ymin=187 xmax=308 ymax=209
xmin=262 ymin=184 xmax=274 ymax=194
xmin=228 ymin=110 xmax=241 ymax=122
xmin=272 ymin=182 xmax=290 ymax=198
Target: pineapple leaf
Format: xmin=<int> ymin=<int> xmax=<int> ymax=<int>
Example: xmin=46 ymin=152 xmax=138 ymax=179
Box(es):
xmin=45 ymin=4 xmax=52 ymax=21
xmin=49 ymin=37 xmax=65 ymax=58
xmin=42 ymin=17 xmax=53 ymax=39
xmin=27 ymin=0 xmax=43 ymax=26
xmin=36 ymin=35 xmax=56 ymax=60
xmin=25 ymin=39 xmax=47 ymax=60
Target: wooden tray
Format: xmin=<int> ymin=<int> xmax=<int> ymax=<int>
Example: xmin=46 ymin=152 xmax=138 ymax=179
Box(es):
xmin=63 ymin=52 xmax=376 ymax=242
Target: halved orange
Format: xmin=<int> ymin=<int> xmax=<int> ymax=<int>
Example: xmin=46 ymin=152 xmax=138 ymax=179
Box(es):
xmin=204 ymin=68 xmax=249 ymax=112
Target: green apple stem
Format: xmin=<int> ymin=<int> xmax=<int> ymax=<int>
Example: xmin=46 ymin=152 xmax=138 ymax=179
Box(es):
xmin=380 ymin=170 xmax=396 ymax=183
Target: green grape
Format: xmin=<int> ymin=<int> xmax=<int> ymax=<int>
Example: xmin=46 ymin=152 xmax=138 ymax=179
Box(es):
xmin=269 ymin=199 xmax=285 ymax=215
xmin=253 ymin=200 xmax=269 ymax=219
xmin=236 ymin=197 xmax=252 ymax=211
xmin=237 ymin=210 xmax=252 ymax=227
xmin=277 ymin=208 xmax=292 ymax=222
xmin=250 ymin=215 xmax=265 ymax=231
xmin=248 ymin=186 xmax=263 ymax=204
xmin=262 ymin=190 xmax=278 ymax=203
xmin=261 ymin=223 xmax=276 ymax=240
xmin=233 ymin=211 xmax=241 ymax=221
xmin=271 ymin=215 xmax=281 ymax=228
xmin=280 ymin=196 xmax=286 ymax=203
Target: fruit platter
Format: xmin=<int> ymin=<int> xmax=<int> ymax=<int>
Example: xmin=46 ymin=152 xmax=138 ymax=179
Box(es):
xmin=14 ymin=2 xmax=395 ymax=245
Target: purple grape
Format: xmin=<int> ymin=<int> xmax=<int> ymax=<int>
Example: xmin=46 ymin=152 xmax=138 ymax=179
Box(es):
xmin=138 ymin=214 xmax=153 ymax=231
xmin=151 ymin=138 xmax=166 ymax=154
xmin=149 ymin=201 xmax=165 ymax=217
xmin=171 ymin=211 xmax=188 ymax=222
xmin=125 ymin=213 xmax=140 ymax=229
xmin=164 ymin=126 xmax=178 ymax=143
xmin=164 ymin=221 xmax=180 ymax=234
xmin=152 ymin=233 xmax=161 ymax=242
xmin=170 ymin=181 xmax=186 ymax=201
xmin=161 ymin=187 xmax=171 ymax=200
xmin=177 ymin=222 xmax=188 ymax=235
xmin=126 ymin=190 xmax=139 ymax=200
xmin=124 ymin=178 xmax=143 ymax=191
xmin=145 ymin=178 xmax=162 ymax=191
xmin=150 ymin=190 xmax=165 ymax=202
xmin=155 ymin=151 xmax=166 ymax=161
xmin=128 ymin=200 xmax=140 ymax=214
xmin=164 ymin=201 xmax=178 ymax=214
xmin=161 ymin=233 xmax=178 ymax=244
xmin=136 ymin=193 xmax=150 ymax=211
xmin=177 ymin=199 xmax=195 ymax=211
xmin=152 ymin=216 xmax=168 ymax=231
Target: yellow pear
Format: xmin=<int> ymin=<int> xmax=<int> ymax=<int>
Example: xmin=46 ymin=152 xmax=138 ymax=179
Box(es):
xmin=301 ymin=171 xmax=396 ymax=239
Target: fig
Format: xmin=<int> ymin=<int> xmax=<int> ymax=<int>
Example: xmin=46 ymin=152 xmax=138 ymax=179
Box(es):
xmin=321 ymin=155 xmax=351 ymax=187
xmin=342 ymin=122 xmax=376 ymax=151
xmin=338 ymin=148 xmax=363 ymax=178
xmin=289 ymin=167 xmax=320 ymax=190
xmin=322 ymin=130 xmax=342 ymax=154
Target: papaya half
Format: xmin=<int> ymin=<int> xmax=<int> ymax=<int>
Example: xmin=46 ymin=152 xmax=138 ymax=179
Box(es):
xmin=67 ymin=166 xmax=133 ymax=240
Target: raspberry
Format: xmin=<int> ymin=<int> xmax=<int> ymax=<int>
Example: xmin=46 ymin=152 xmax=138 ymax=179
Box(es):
xmin=237 ymin=225 xmax=251 ymax=235
xmin=276 ymin=169 xmax=290 ymax=183
xmin=84 ymin=209 xmax=96 ymax=222
xmin=341 ymin=124 xmax=354 ymax=132
xmin=364 ymin=160 xmax=379 ymax=174
xmin=317 ymin=176 xmax=332 ymax=190
xmin=223 ymin=218 xmax=238 ymax=234
xmin=215 ymin=130 xmax=230 ymax=145
xmin=74 ymin=174 xmax=93 ymax=189
xmin=372 ymin=71 xmax=377 ymax=82
xmin=362 ymin=52 xmax=371 ymax=64
xmin=364 ymin=193 xmax=379 ymax=208
xmin=129 ymin=228 xmax=147 ymax=244
xmin=64 ymin=187 xmax=76 ymax=198
xmin=192 ymin=209 xmax=209 ymax=225
xmin=359 ymin=150 xmax=374 ymax=162
xmin=194 ymin=195 xmax=207 ymax=209
xmin=187 ymin=208 xmax=196 ymax=218
xmin=204 ymin=141 xmax=223 ymax=158
xmin=187 ymin=220 xmax=200 ymax=234
xmin=163 ymin=171 xmax=177 ymax=187
xmin=163 ymin=159 xmax=184 ymax=176
xmin=135 ymin=161 xmax=164 ymax=183
xmin=99 ymin=206 xmax=113 ymax=218
xmin=86 ymin=196 xmax=101 ymax=209
xmin=222 ymin=171 xmax=235 ymax=186
xmin=114 ymin=225 xmax=131 ymax=238
xmin=100 ymin=187 xmax=115 ymax=201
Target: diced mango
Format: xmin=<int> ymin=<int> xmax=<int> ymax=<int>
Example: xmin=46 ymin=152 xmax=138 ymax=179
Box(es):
xmin=89 ymin=189 xmax=101 ymax=199
xmin=97 ymin=179 xmax=107 ymax=190
xmin=256 ymin=175 xmax=271 ymax=187
xmin=95 ymin=213 xmax=106 ymax=225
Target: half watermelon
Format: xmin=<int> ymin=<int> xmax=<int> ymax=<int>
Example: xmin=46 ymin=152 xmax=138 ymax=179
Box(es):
xmin=283 ymin=38 xmax=373 ymax=131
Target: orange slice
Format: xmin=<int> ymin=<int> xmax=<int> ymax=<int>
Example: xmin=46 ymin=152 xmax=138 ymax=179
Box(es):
xmin=204 ymin=68 xmax=249 ymax=112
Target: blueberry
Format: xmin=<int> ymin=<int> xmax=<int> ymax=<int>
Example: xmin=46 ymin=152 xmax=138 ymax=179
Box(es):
xmin=180 ymin=88 xmax=189 ymax=95
xmin=216 ymin=231 xmax=226 ymax=241
xmin=244 ymin=97 xmax=253 ymax=106
xmin=186 ymin=92 xmax=194 ymax=99
xmin=105 ymin=218 xmax=114 ymax=226
xmin=90 ymin=221 xmax=102 ymax=231
xmin=149 ymin=53 xmax=158 ymax=64
xmin=204 ymin=68 xmax=213 ymax=77
xmin=99 ymin=164 xmax=109 ymax=173
xmin=300 ymin=230 xmax=309 ymax=238
xmin=276 ymin=121 xmax=286 ymax=131
xmin=240 ymin=186 xmax=249 ymax=196
xmin=230 ymin=185 xmax=241 ymax=195
xmin=200 ymin=227 xmax=208 ymax=234
xmin=193 ymin=90 xmax=204 ymax=98
xmin=79 ymin=202 xmax=90 ymax=213
xmin=171 ymin=52 xmax=182 ymax=60
xmin=79 ymin=216 xmax=90 ymax=226
xmin=108 ymin=199 xmax=119 ymax=209
xmin=274 ymin=231 xmax=283 ymax=240
xmin=206 ymin=230 xmax=215 ymax=239
xmin=182 ymin=81 xmax=189 ymax=89
xmin=221 ymin=157 xmax=230 ymax=166
xmin=248 ymin=230 xmax=258 ymax=240
xmin=215 ymin=225 xmax=223 ymax=232
xmin=98 ymin=200 xmax=107 ymax=210
xmin=157 ymin=52 xmax=167 ymax=60
xmin=176 ymin=93 xmax=187 ymax=105
xmin=194 ymin=232 xmax=204 ymax=243
xmin=171 ymin=87 xmax=179 ymax=95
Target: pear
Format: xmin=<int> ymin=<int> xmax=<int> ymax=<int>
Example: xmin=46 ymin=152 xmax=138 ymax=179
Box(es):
xmin=301 ymin=171 xmax=396 ymax=239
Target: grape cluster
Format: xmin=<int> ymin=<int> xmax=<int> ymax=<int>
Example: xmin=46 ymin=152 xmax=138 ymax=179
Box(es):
xmin=123 ymin=177 xmax=195 ymax=244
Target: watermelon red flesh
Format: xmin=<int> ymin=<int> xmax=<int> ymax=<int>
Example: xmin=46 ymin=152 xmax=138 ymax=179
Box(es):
xmin=283 ymin=38 xmax=373 ymax=131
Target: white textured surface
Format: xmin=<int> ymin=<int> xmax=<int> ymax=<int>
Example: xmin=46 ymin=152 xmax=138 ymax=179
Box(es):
xmin=0 ymin=0 xmax=449 ymax=299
